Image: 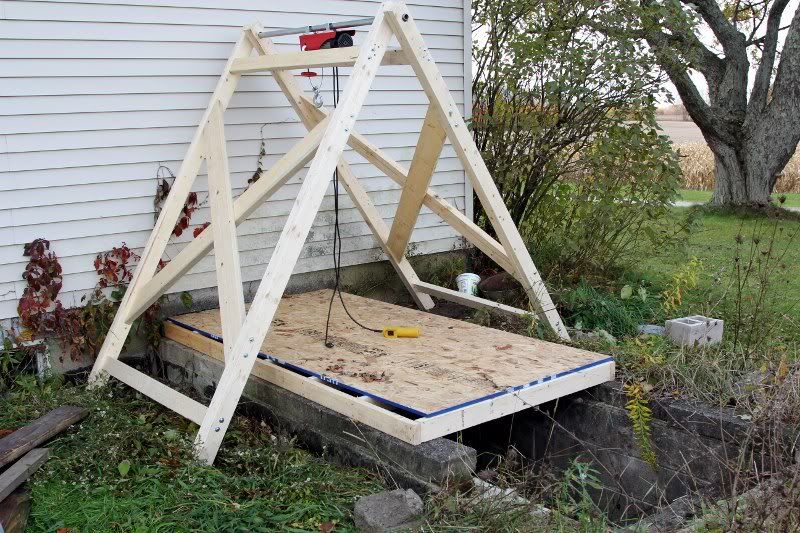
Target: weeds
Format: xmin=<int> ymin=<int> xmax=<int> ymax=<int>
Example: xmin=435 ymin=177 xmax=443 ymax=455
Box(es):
xmin=2 ymin=377 xmax=384 ymax=532
xmin=559 ymin=281 xmax=659 ymax=338
xmin=623 ymin=382 xmax=658 ymax=469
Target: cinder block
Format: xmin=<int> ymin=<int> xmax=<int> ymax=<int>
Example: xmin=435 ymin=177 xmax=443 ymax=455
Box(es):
xmin=665 ymin=315 xmax=723 ymax=347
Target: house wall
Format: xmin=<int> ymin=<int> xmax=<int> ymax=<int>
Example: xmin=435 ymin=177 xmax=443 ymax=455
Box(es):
xmin=0 ymin=0 xmax=471 ymax=321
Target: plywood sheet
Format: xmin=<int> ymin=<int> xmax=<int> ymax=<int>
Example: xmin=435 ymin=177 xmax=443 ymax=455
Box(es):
xmin=166 ymin=290 xmax=611 ymax=416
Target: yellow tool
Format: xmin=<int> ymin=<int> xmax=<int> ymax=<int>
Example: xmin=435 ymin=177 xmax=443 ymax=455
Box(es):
xmin=382 ymin=326 xmax=420 ymax=339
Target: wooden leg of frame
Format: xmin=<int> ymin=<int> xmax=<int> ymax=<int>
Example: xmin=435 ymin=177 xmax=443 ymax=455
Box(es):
xmin=387 ymin=105 xmax=446 ymax=261
xmin=193 ymin=16 xmax=393 ymax=464
xmin=88 ymin=33 xmax=255 ymax=385
xmin=385 ymin=6 xmax=569 ymax=340
xmin=296 ymin=97 xmax=517 ymax=276
xmin=203 ymin=102 xmax=246 ymax=363
xmin=335 ymin=159 xmax=435 ymax=310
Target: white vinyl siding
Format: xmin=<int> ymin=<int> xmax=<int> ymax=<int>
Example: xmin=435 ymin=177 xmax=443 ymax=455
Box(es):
xmin=0 ymin=0 xmax=470 ymax=320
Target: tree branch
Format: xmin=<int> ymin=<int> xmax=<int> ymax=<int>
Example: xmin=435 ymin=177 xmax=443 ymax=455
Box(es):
xmin=767 ymin=4 xmax=800 ymax=112
xmin=682 ymin=0 xmax=746 ymax=56
xmin=748 ymin=0 xmax=791 ymax=113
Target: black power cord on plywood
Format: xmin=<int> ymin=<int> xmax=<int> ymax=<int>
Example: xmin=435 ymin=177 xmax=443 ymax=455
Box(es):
xmin=324 ymin=66 xmax=381 ymax=349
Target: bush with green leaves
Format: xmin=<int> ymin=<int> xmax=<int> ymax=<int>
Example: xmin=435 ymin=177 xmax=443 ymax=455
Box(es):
xmin=559 ymin=281 xmax=659 ymax=338
xmin=472 ymin=0 xmax=687 ymax=276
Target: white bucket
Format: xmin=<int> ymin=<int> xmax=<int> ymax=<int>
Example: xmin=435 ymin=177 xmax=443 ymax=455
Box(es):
xmin=456 ymin=273 xmax=481 ymax=296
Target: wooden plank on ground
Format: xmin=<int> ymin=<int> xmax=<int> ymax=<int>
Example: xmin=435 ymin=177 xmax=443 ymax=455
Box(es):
xmin=0 ymin=486 xmax=31 ymax=533
xmin=0 ymin=449 xmax=49 ymax=503
xmin=0 ymin=406 xmax=87 ymax=469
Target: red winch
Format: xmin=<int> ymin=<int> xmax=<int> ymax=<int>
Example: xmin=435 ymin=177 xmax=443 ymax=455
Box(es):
xmin=299 ymin=29 xmax=355 ymax=79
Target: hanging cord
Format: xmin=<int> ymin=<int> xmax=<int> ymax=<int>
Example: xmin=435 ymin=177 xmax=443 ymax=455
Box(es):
xmin=324 ymin=66 xmax=381 ymax=348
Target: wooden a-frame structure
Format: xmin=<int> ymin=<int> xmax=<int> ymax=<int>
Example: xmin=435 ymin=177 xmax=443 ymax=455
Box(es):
xmin=88 ymin=1 xmax=570 ymax=464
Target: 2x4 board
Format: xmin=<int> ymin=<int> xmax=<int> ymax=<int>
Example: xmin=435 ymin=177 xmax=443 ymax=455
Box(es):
xmin=164 ymin=290 xmax=614 ymax=445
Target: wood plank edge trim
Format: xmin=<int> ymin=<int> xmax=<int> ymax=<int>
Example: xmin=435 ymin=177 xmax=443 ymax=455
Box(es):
xmin=162 ymin=321 xmax=421 ymax=444
xmin=417 ymin=360 xmax=615 ymax=441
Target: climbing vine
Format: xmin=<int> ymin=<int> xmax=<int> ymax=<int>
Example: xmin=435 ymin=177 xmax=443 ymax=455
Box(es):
xmin=153 ymin=165 xmax=207 ymax=237
xmin=16 ymin=239 xmax=163 ymax=362
xmin=624 ymin=382 xmax=658 ymax=469
xmin=247 ymin=123 xmax=268 ymax=188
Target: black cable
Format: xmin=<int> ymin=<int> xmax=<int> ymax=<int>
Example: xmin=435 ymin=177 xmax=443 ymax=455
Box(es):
xmin=324 ymin=66 xmax=380 ymax=348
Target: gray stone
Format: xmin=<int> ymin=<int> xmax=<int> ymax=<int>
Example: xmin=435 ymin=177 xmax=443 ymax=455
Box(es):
xmin=354 ymin=489 xmax=424 ymax=533
xmin=626 ymin=495 xmax=698 ymax=532
xmin=637 ymin=324 xmax=666 ymax=336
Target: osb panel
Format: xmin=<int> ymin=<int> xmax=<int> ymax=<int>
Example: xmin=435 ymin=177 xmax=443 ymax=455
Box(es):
xmin=166 ymin=290 xmax=609 ymax=415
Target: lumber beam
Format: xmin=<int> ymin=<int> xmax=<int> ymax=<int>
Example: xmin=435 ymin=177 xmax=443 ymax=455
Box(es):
xmin=335 ymin=161 xmax=435 ymax=310
xmin=387 ymin=105 xmax=446 ymax=260
xmin=163 ymin=321 xmax=420 ymax=444
xmin=385 ymin=6 xmax=570 ymax=340
xmin=124 ymin=116 xmax=330 ymax=322
xmin=417 ymin=360 xmax=615 ymax=441
xmin=193 ymin=13 xmax=394 ymax=464
xmin=105 ymin=359 xmax=208 ymax=426
xmin=0 ymin=449 xmax=49 ymax=503
xmin=0 ymin=406 xmax=87 ymax=469
xmin=88 ymin=29 xmax=256 ymax=385
xmin=203 ymin=102 xmax=246 ymax=363
xmin=230 ymin=47 xmax=407 ymax=73
xmin=298 ymin=98 xmax=517 ymax=276
xmin=413 ymin=281 xmax=532 ymax=319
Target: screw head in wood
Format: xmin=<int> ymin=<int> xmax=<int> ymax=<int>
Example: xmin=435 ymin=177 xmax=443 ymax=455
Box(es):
xmin=402 ymin=13 xmax=409 ymax=21
xmin=214 ymin=427 xmax=220 ymax=432
xmin=218 ymin=418 xmax=224 ymax=423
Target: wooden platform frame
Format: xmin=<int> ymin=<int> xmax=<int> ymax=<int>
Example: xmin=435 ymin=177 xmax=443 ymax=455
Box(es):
xmin=88 ymin=1 xmax=571 ymax=464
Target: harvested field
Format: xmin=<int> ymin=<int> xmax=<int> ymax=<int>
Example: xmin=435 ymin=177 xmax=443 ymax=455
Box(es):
xmin=676 ymin=143 xmax=800 ymax=193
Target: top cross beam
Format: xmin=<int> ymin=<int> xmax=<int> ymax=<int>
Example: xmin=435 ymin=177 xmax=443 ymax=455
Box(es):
xmin=258 ymin=17 xmax=375 ymax=38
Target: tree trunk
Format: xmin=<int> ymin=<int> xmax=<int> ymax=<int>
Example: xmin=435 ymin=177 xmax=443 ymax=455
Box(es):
xmin=708 ymin=137 xmax=773 ymax=206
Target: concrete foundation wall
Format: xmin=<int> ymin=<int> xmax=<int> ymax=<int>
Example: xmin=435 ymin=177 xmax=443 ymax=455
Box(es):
xmin=506 ymin=382 xmax=753 ymax=522
xmin=160 ymin=338 xmax=476 ymax=494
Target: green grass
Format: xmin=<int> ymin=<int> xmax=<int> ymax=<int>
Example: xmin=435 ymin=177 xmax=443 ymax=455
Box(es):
xmin=2 ymin=376 xmax=564 ymax=532
xmin=637 ymin=209 xmax=800 ymax=318
xmin=678 ymin=189 xmax=800 ymax=207
xmin=2 ymin=377 xmax=385 ymax=532
xmin=604 ymin=208 xmax=800 ymax=402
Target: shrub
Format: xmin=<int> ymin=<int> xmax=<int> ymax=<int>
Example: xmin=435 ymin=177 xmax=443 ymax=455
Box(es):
xmin=471 ymin=0 xmax=687 ymax=276
xmin=559 ymin=281 xmax=658 ymax=337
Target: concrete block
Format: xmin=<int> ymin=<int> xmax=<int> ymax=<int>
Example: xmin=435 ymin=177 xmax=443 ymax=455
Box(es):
xmin=665 ymin=315 xmax=723 ymax=347
xmin=354 ymin=489 xmax=424 ymax=532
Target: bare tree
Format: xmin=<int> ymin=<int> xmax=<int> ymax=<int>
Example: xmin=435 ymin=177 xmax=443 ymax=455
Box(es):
xmin=640 ymin=0 xmax=800 ymax=206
